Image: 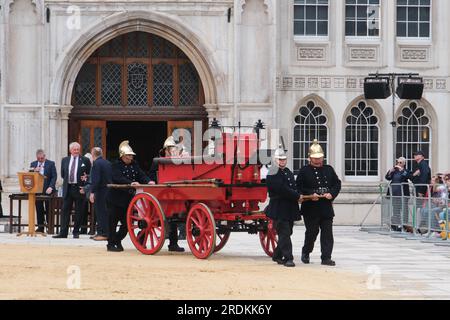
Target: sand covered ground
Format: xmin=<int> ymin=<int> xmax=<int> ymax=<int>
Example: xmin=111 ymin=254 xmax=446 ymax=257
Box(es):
xmin=0 ymin=243 xmax=392 ymax=300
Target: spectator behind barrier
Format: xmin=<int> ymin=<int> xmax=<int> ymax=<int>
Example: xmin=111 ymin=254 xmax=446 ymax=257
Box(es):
xmin=419 ymin=175 xmax=446 ymax=235
xmin=385 ymin=157 xmax=411 ymax=232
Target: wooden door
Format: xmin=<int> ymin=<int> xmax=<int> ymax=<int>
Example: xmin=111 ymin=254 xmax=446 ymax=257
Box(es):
xmin=167 ymin=120 xmax=195 ymax=156
xmin=79 ymin=120 xmax=107 ymax=157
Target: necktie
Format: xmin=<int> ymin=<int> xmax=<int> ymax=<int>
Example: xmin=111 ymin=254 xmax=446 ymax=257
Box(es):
xmin=69 ymin=157 xmax=76 ymax=183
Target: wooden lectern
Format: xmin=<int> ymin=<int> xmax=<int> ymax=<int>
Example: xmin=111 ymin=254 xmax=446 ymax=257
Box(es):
xmin=17 ymin=172 xmax=46 ymax=237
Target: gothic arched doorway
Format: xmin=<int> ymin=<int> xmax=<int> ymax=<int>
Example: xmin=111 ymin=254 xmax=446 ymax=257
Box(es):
xmin=69 ymin=31 xmax=207 ymax=173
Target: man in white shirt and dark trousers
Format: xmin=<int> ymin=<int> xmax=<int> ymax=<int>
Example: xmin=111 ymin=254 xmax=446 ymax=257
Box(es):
xmin=53 ymin=142 xmax=92 ymax=238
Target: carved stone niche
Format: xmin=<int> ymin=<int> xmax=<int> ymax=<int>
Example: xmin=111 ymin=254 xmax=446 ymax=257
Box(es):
xmin=344 ymin=43 xmax=382 ymax=67
xmin=396 ymin=44 xmax=433 ymax=68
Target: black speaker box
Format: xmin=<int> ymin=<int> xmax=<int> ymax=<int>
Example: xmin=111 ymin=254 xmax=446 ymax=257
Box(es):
xmin=396 ymin=78 xmax=424 ymax=99
xmin=364 ymin=77 xmax=391 ymax=99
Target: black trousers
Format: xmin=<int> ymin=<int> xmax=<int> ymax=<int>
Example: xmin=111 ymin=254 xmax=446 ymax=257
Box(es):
xmin=80 ymin=201 xmax=88 ymax=234
xmin=273 ymin=220 xmax=294 ymax=261
xmin=169 ymin=221 xmax=179 ymax=246
xmin=60 ymin=185 xmax=85 ymax=236
xmin=302 ymin=215 xmax=334 ymax=261
xmin=0 ymin=193 xmax=3 ymax=217
xmin=94 ymin=188 xmax=109 ymax=236
xmin=108 ymin=203 xmax=128 ymax=246
xmin=35 ymin=197 xmax=49 ymax=228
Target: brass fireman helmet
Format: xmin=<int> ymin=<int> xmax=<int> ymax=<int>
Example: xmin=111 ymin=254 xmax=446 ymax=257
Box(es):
xmin=308 ymin=139 xmax=324 ymax=159
xmin=273 ymin=145 xmax=287 ymax=160
xmin=119 ymin=140 xmax=136 ymax=157
xmin=163 ymin=136 xmax=177 ymax=149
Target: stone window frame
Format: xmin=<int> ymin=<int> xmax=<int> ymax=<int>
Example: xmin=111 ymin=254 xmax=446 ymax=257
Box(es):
xmin=344 ymin=0 xmax=381 ymax=38
xmin=396 ymin=0 xmax=432 ymax=39
xmin=292 ymin=99 xmax=330 ymax=174
xmin=395 ymin=101 xmax=432 ymax=171
xmin=293 ymin=0 xmax=330 ymax=38
xmin=344 ymin=100 xmax=380 ymax=180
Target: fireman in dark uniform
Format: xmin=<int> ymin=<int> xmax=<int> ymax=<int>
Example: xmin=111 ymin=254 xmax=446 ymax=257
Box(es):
xmin=107 ymin=140 xmax=152 ymax=252
xmin=148 ymin=136 xmax=185 ymax=252
xmin=296 ymin=140 xmax=341 ymax=266
xmin=265 ymin=146 xmax=302 ymax=267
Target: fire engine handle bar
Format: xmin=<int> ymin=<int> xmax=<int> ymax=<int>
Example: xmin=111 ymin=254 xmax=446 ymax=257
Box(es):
xmin=107 ymin=183 xmax=219 ymax=189
xmin=299 ymin=194 xmax=327 ymax=203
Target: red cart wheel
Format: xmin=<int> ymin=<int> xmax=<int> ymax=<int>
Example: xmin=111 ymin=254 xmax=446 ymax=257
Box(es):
xmin=186 ymin=203 xmax=216 ymax=259
xmin=127 ymin=193 xmax=166 ymax=255
xmin=214 ymin=230 xmax=230 ymax=253
xmin=259 ymin=219 xmax=278 ymax=257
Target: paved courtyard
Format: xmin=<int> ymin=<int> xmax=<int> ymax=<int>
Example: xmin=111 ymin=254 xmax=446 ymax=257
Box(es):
xmin=1 ymin=226 xmax=450 ymax=299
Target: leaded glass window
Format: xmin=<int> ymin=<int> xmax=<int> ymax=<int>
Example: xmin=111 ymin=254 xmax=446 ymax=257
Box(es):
xmin=127 ymin=63 xmax=148 ymax=106
xmin=345 ymin=0 xmax=380 ymax=37
xmin=101 ymin=64 xmax=122 ymax=106
xmin=81 ymin=127 xmax=91 ymax=155
xmin=345 ymin=101 xmax=379 ymax=177
xmin=397 ymin=0 xmax=431 ymax=38
xmin=152 ymin=36 xmax=176 ymax=58
xmin=294 ymin=0 xmax=329 ymax=36
xmin=94 ymin=127 xmax=103 ymax=149
xmin=293 ymin=100 xmax=329 ymax=173
xmin=73 ymin=32 xmax=203 ymax=108
xmin=153 ymin=63 xmax=174 ymax=106
xmin=179 ymin=63 xmax=199 ymax=106
xmin=127 ymin=32 xmax=149 ymax=58
xmin=74 ymin=64 xmax=96 ymax=105
xmin=396 ymin=102 xmax=431 ymax=170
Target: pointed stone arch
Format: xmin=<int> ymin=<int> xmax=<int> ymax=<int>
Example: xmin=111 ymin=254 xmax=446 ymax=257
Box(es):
xmin=50 ymin=11 xmax=221 ymax=112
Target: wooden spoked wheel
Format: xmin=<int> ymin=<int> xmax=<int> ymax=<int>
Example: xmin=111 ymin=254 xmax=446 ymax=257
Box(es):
xmin=214 ymin=228 xmax=231 ymax=253
xmin=259 ymin=219 xmax=278 ymax=257
xmin=186 ymin=203 xmax=216 ymax=259
xmin=127 ymin=193 xmax=166 ymax=255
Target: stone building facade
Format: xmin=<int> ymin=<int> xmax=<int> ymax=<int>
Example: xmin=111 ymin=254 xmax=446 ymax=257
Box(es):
xmin=0 ymin=0 xmax=449 ymax=224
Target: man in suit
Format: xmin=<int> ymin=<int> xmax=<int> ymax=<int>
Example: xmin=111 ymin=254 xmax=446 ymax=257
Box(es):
xmin=89 ymin=147 xmax=112 ymax=241
xmin=53 ymin=142 xmax=92 ymax=239
xmin=30 ymin=149 xmax=57 ymax=232
xmin=296 ymin=140 xmax=341 ymax=266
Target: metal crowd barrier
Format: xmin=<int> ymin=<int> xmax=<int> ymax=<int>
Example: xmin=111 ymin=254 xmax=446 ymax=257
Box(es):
xmin=363 ymin=183 xmax=450 ymax=243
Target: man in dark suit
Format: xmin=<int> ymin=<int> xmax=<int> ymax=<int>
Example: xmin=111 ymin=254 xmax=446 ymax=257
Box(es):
xmin=30 ymin=149 xmax=57 ymax=232
xmin=296 ymin=140 xmax=341 ymax=266
xmin=265 ymin=146 xmax=302 ymax=268
xmin=89 ymin=147 xmax=112 ymax=241
xmin=53 ymin=142 xmax=91 ymax=239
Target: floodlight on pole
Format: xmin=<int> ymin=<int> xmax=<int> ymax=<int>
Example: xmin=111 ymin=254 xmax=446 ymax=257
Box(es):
xmin=365 ymin=73 xmax=423 ymax=164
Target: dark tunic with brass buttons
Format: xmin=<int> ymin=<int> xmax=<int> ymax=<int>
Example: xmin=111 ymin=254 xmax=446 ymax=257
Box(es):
xmin=265 ymin=166 xmax=301 ymax=222
xmin=296 ymin=164 xmax=341 ymax=261
xmin=107 ymin=159 xmax=150 ymax=247
xmin=296 ymin=164 xmax=341 ymax=218
xmin=107 ymin=159 xmax=150 ymax=208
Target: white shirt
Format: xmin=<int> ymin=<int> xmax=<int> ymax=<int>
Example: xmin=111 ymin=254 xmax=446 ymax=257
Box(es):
xmin=68 ymin=156 xmax=79 ymax=184
xmin=37 ymin=161 xmax=45 ymax=175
